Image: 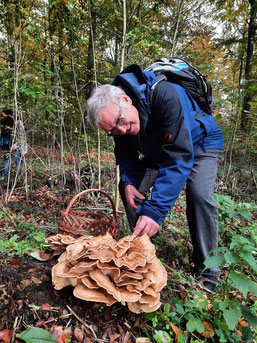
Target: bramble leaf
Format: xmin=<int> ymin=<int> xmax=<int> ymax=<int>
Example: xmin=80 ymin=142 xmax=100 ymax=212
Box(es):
xmin=186 ymin=317 xmax=204 ymax=333
xmin=229 ymin=272 xmax=251 ymax=298
xmin=203 ymin=255 xmax=225 ymax=269
xmin=219 ymin=301 xmax=241 ymax=330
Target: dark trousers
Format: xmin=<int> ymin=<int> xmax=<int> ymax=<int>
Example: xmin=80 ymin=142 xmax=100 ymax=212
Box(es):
xmin=119 ymin=149 xmax=222 ymax=278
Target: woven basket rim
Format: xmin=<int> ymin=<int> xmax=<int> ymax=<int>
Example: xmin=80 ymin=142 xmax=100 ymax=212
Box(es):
xmin=63 ymin=188 xmax=117 ymax=221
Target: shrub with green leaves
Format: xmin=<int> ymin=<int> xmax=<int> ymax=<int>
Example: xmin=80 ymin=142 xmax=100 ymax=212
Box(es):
xmin=0 ymin=208 xmax=46 ymax=257
xmin=143 ymin=194 xmax=257 ymax=342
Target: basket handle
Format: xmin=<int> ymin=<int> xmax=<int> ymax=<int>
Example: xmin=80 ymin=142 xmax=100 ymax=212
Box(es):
xmin=63 ymin=188 xmax=117 ymax=221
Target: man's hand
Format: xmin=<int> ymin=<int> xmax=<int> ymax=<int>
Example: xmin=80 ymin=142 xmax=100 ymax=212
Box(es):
xmin=124 ymin=185 xmax=145 ymax=212
xmin=133 ymin=215 xmax=159 ymax=238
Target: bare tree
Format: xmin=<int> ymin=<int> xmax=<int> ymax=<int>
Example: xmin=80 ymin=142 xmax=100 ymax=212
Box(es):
xmin=115 ymin=0 xmax=127 ymax=211
xmin=241 ymin=0 xmax=257 ymax=130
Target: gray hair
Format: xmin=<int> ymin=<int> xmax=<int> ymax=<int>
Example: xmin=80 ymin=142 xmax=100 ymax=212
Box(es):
xmin=86 ymin=85 xmax=124 ymax=128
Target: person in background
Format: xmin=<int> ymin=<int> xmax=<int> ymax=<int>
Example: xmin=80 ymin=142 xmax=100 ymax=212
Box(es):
xmin=86 ymin=63 xmax=223 ymax=292
xmin=0 ymin=109 xmax=27 ymax=181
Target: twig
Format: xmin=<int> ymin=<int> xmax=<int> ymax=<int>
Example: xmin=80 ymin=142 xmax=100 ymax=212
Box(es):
xmin=65 ymin=318 xmax=72 ymax=330
xmin=251 ymin=168 xmax=257 ymax=190
xmin=11 ymin=317 xmax=19 ymax=343
xmin=44 ymin=318 xmax=58 ymax=324
xmin=66 ymin=305 xmax=98 ymax=340
xmin=124 ymin=331 xmax=131 ymax=343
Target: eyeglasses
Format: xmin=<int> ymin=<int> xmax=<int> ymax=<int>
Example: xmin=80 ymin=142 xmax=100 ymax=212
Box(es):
xmin=107 ymin=103 xmax=125 ymax=136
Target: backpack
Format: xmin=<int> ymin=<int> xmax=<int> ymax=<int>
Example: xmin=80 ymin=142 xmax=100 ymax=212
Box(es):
xmin=146 ymin=57 xmax=213 ymax=115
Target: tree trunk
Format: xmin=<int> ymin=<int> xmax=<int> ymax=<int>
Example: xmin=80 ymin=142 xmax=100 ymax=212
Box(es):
xmin=85 ymin=0 xmax=96 ymax=99
xmin=171 ymin=0 xmax=184 ymax=55
xmin=115 ymin=0 xmax=127 ymax=211
xmin=241 ymin=0 xmax=257 ymax=130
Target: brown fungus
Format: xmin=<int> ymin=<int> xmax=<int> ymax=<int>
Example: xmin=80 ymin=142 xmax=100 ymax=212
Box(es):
xmin=49 ymin=233 xmax=167 ymax=313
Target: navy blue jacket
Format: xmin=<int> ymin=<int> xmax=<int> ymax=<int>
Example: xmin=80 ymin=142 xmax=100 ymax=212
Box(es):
xmin=112 ymin=64 xmax=223 ymax=225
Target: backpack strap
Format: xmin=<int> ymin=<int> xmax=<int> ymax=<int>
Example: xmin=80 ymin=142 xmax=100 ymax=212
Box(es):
xmin=150 ymin=74 xmax=167 ymax=103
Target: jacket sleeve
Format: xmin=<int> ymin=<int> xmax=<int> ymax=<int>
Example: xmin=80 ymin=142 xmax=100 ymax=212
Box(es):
xmin=137 ymin=82 xmax=194 ymax=224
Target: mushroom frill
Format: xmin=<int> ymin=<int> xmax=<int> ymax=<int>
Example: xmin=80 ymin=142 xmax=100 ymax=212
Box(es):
xmin=46 ymin=233 xmax=167 ymax=313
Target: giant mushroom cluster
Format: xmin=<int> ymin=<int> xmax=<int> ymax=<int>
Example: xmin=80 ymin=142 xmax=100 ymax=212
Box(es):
xmin=46 ymin=233 xmax=167 ymax=313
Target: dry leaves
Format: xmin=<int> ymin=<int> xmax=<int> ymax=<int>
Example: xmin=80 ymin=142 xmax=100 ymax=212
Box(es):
xmin=201 ymin=320 xmax=215 ymax=338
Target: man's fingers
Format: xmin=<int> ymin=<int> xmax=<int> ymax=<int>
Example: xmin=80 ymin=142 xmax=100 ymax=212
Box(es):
xmin=135 ymin=192 xmax=145 ymax=200
xmin=133 ymin=216 xmax=159 ymax=238
xmin=133 ymin=223 xmax=146 ymax=237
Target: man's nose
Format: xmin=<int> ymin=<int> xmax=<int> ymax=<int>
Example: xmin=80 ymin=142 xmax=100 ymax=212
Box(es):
xmin=116 ymin=124 xmax=127 ymax=134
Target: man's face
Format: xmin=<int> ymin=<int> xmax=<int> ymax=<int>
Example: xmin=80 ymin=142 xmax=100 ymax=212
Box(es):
xmin=98 ymin=94 xmax=140 ymax=136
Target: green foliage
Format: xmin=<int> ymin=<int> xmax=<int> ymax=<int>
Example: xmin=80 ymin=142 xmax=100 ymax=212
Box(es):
xmin=0 ymin=208 xmax=46 ymax=257
xmin=144 ymin=194 xmax=257 ymax=342
xmin=0 ymin=231 xmax=46 ymax=257
xmin=17 ymin=327 xmax=58 ymax=343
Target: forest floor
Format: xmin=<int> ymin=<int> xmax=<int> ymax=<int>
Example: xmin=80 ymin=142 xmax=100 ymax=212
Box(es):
xmin=0 ymin=147 xmax=256 ymax=343
xmin=0 ymin=181 xmax=193 ymax=343
xmin=0 ymin=148 xmax=194 ymax=343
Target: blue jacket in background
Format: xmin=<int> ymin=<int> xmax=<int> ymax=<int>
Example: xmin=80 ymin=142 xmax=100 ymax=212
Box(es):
xmin=112 ymin=64 xmax=224 ymax=225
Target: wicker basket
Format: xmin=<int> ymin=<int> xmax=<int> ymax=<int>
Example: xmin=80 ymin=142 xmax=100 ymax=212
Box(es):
xmin=58 ymin=189 xmax=119 ymax=239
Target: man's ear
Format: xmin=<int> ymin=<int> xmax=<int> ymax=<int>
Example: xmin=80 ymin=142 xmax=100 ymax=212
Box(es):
xmin=120 ymin=93 xmax=132 ymax=104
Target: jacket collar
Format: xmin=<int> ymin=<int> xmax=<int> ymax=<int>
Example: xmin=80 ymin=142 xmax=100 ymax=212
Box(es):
xmin=112 ymin=64 xmax=157 ymax=130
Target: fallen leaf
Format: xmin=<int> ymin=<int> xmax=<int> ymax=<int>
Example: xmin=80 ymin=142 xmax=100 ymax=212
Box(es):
xmin=201 ymin=321 xmax=215 ymax=338
xmin=167 ymin=320 xmax=182 ymax=341
xmin=29 ymin=249 xmax=51 ymax=261
xmin=17 ymin=300 xmax=23 ymax=310
xmin=249 ymin=295 xmax=257 ymax=303
xmin=117 ymin=325 xmax=125 ymax=341
xmin=41 ymin=303 xmax=52 ymax=310
xmin=21 ymin=279 xmax=32 ymax=288
xmin=40 ymin=251 xmax=53 ymax=260
xmin=83 ymin=337 xmax=93 ymax=343
xmin=177 ymin=284 xmax=185 ymax=292
xmin=74 ymin=328 xmax=84 ymax=342
xmin=234 ymin=328 xmax=242 ymax=338
xmin=0 ymin=329 xmax=14 ymax=342
xmin=179 ymin=291 xmax=188 ymax=302
xmin=239 ymin=319 xmax=249 ymax=328
xmin=32 ymin=277 xmax=42 ymax=285
xmin=108 ymin=330 xmax=120 ymax=343
xmin=50 ymin=326 xmax=71 ymax=343
xmin=136 ymin=338 xmax=151 ymax=343
xmin=36 ymin=320 xmax=47 ymax=330
xmin=10 ymin=259 xmax=20 ymax=266
xmin=50 ymin=326 xmax=64 ymax=339
xmin=28 ymin=268 xmax=36 ymax=273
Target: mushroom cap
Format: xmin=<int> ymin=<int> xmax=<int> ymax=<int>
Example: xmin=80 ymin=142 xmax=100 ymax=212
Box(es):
xmin=52 ymin=261 xmax=76 ymax=290
xmin=69 ymin=261 xmax=98 ymax=274
xmin=81 ymin=275 xmax=99 ymax=289
xmin=145 ymin=258 xmax=167 ymax=292
xmin=74 ymin=284 xmax=117 ymax=306
xmin=118 ymin=270 xmax=143 ymax=281
xmin=127 ymin=299 xmax=162 ymax=313
xmin=96 ymin=262 xmax=121 ymax=282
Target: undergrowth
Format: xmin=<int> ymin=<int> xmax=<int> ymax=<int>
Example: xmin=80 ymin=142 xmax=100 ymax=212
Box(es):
xmin=142 ymin=194 xmax=257 ymax=343
xmin=0 ymin=185 xmax=256 ymax=342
